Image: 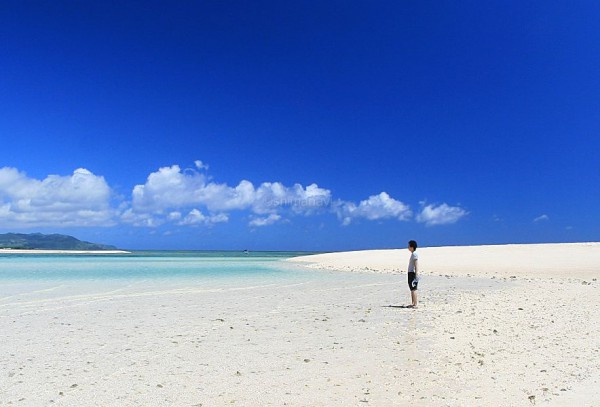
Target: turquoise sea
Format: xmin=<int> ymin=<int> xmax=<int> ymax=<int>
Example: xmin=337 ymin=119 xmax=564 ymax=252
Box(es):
xmin=0 ymin=251 xmax=343 ymax=304
xmin=0 ymin=251 xmax=411 ymax=308
xmin=0 ymin=251 xmax=318 ymax=281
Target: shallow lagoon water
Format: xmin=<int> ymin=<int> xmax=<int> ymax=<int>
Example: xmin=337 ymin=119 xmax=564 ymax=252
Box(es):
xmin=0 ymin=251 xmax=314 ymax=281
xmin=0 ymin=251 xmax=395 ymax=305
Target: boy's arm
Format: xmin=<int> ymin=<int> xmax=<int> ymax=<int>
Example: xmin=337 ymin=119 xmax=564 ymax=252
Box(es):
xmin=414 ymin=259 xmax=418 ymax=275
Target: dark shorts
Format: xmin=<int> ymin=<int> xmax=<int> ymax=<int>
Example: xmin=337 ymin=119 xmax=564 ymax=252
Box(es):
xmin=408 ymin=272 xmax=418 ymax=291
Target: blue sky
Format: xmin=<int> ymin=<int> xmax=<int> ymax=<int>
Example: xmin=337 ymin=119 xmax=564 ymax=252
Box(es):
xmin=1 ymin=1 xmax=599 ymax=250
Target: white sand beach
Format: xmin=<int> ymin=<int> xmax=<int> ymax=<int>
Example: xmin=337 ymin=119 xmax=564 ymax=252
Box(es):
xmin=1 ymin=243 xmax=598 ymax=406
xmin=289 ymin=243 xmax=600 ymax=405
xmin=290 ymin=242 xmax=600 ymax=280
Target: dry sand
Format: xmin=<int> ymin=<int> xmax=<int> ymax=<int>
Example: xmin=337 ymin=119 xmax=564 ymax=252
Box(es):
xmin=0 ymin=243 xmax=598 ymax=406
xmin=289 ymin=243 xmax=600 ymax=406
xmin=290 ymin=242 xmax=600 ymax=280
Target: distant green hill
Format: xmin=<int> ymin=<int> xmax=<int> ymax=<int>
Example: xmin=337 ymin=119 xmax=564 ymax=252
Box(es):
xmin=0 ymin=233 xmax=118 ymax=250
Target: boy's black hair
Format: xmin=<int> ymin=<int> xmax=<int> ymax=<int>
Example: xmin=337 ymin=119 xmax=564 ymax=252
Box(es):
xmin=408 ymin=240 xmax=418 ymax=250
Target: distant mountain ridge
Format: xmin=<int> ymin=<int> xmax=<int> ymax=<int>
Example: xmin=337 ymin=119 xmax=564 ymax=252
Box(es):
xmin=0 ymin=233 xmax=118 ymax=250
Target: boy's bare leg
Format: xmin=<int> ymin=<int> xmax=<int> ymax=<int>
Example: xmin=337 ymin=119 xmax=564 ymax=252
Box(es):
xmin=411 ymin=291 xmax=418 ymax=307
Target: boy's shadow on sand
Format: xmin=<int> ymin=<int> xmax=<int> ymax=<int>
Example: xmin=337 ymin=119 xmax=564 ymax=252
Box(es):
xmin=384 ymin=305 xmax=415 ymax=309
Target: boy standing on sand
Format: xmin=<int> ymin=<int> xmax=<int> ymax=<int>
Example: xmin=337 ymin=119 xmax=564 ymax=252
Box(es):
xmin=407 ymin=240 xmax=419 ymax=308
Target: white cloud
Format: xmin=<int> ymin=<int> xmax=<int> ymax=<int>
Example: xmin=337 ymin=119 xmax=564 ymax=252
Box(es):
xmin=290 ymin=183 xmax=332 ymax=214
xmin=201 ymin=180 xmax=257 ymax=212
xmin=533 ymin=214 xmax=549 ymax=223
xmin=334 ymin=192 xmax=412 ymax=225
xmin=168 ymin=211 xmax=182 ymax=221
xmin=0 ymin=167 xmax=115 ymax=227
xmin=131 ymin=165 xmax=208 ymax=212
xmin=249 ymin=213 xmax=282 ymax=227
xmin=129 ymin=164 xmax=332 ymax=227
xmin=120 ymin=208 xmax=163 ymax=227
xmin=179 ymin=209 xmax=228 ymax=226
xmin=0 ymin=162 xmax=468 ymax=231
xmin=416 ymin=203 xmax=468 ymax=226
xmin=194 ymin=160 xmax=209 ymax=171
xmin=131 ymin=165 xmax=257 ymax=214
xmin=252 ymin=182 xmax=331 ymax=215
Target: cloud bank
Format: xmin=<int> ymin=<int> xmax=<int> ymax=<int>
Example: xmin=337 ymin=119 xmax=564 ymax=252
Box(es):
xmin=125 ymin=164 xmax=332 ymax=227
xmin=0 ymin=162 xmax=467 ymax=229
xmin=0 ymin=167 xmax=114 ymax=227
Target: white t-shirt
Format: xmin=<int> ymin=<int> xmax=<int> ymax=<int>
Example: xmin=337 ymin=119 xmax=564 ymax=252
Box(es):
xmin=408 ymin=251 xmax=418 ymax=273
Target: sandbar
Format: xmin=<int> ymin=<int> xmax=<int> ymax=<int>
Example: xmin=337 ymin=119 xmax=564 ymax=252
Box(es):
xmin=1 ymin=243 xmax=598 ymax=405
xmin=288 ymin=242 xmax=600 ymax=280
